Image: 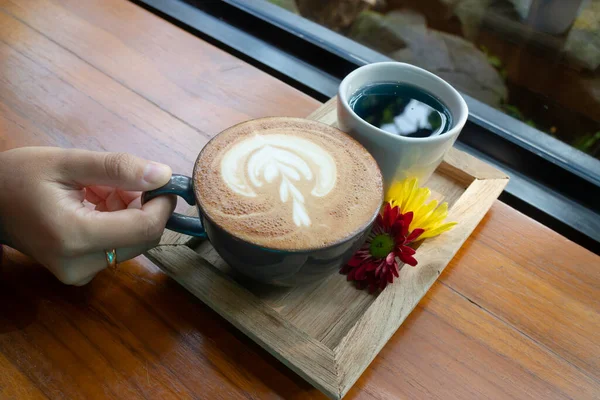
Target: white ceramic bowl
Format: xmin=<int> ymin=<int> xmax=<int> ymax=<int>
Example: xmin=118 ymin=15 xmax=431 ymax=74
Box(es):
xmin=338 ymin=62 xmax=468 ymax=188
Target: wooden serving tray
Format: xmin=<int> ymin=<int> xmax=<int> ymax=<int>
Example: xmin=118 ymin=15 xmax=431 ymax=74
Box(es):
xmin=146 ymin=98 xmax=509 ymax=399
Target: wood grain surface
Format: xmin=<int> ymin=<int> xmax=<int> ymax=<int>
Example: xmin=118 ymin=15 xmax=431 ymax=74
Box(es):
xmin=143 ymin=99 xmax=509 ymax=399
xmin=0 ymin=1 xmax=599 ymax=399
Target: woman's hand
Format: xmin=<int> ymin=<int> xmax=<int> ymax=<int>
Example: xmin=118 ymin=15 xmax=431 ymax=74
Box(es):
xmin=0 ymin=147 xmax=176 ymax=286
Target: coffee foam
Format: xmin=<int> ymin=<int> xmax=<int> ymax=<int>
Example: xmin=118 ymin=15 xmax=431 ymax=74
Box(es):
xmin=221 ymin=133 xmax=337 ymax=227
xmin=196 ymin=117 xmax=383 ymax=250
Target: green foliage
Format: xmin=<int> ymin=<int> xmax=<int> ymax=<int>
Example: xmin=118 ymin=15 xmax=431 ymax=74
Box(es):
xmin=480 ymin=45 xmax=507 ymax=79
xmin=504 ymin=102 xmax=599 ymax=155
xmin=502 ymin=104 xmax=524 ymax=120
xmin=502 ymin=104 xmax=538 ymax=130
xmin=573 ymin=131 xmax=600 ymax=152
xmin=266 ymin=0 xmax=298 ymax=13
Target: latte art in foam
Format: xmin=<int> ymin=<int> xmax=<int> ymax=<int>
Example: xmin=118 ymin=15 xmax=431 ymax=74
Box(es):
xmin=195 ymin=117 xmax=383 ymax=251
xmin=220 ymin=134 xmax=337 ymax=227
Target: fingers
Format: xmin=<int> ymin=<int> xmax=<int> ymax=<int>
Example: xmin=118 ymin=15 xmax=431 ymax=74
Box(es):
xmin=51 ymin=245 xmax=151 ymax=286
xmin=58 ymin=150 xmax=172 ymax=191
xmin=117 ymin=190 xmax=141 ymax=205
xmin=86 ymin=187 xmax=141 ymax=209
xmin=74 ymin=275 xmax=96 ymax=286
xmin=85 ymin=186 xmax=114 ymax=204
xmin=84 ymin=187 xmax=104 ymax=204
xmin=105 ymin=190 xmax=127 ymax=211
xmin=80 ymin=195 xmax=176 ymax=250
xmin=127 ymin=196 xmax=142 ymax=210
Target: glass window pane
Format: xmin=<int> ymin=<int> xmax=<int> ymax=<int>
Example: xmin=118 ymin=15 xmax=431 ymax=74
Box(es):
xmin=266 ymin=0 xmax=600 ymax=160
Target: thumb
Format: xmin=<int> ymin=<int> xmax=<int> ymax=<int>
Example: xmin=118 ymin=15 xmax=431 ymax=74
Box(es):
xmin=57 ymin=150 xmax=172 ymax=191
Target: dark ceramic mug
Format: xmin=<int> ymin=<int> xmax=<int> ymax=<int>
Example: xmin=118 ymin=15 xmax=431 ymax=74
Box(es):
xmin=142 ymin=174 xmax=380 ymax=287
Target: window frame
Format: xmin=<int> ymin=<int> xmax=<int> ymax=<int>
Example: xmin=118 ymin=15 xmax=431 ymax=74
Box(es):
xmin=132 ymin=0 xmax=600 ymax=251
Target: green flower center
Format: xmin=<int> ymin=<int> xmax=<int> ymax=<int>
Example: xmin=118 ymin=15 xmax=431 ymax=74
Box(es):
xmin=369 ymin=234 xmax=395 ymax=258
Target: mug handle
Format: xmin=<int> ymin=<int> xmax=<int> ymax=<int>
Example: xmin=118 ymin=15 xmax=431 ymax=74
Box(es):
xmin=141 ymin=174 xmax=207 ymax=238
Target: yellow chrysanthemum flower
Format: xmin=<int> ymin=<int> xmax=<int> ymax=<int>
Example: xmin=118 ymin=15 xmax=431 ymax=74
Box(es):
xmin=385 ymin=178 xmax=457 ymax=240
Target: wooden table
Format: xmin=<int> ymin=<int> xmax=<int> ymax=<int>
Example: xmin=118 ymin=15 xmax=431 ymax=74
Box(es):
xmin=1 ymin=1 xmax=598 ymax=399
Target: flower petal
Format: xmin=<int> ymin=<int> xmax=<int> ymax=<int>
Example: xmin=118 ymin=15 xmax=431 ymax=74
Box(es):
xmin=347 ymin=268 xmax=357 ymax=280
xmin=368 ymin=282 xmax=378 ymax=293
xmin=355 ymin=265 xmax=369 ymax=280
xmin=387 ymin=271 xmax=395 ymax=283
xmin=394 ymin=233 xmax=407 ymax=247
xmin=382 ymin=203 xmax=392 ymax=228
xmin=411 ymin=200 xmax=438 ymax=230
xmin=402 ymin=212 xmax=413 ymax=236
xmin=405 ymin=187 xmax=430 ymax=213
xmin=385 ymin=252 xmax=395 ymax=265
xmin=403 ymin=211 xmax=414 ymax=225
xmin=347 ymin=256 xmax=363 ymax=267
xmin=406 ymin=228 xmax=425 ymax=243
xmin=400 ymin=253 xmax=418 ymax=266
xmin=385 ymin=181 xmax=404 ymax=204
xmin=400 ymin=178 xmax=418 ymax=211
xmin=418 ymin=202 xmax=449 ymax=231
xmin=399 ymin=245 xmax=416 ymax=255
xmin=340 ymin=264 xmax=351 ymax=274
xmin=418 ymin=222 xmax=458 ymax=240
xmin=347 ymin=177 xmax=454 ymax=293
xmin=379 ymin=277 xmax=388 ymax=290
xmin=387 ymin=205 xmax=399 ymax=229
xmin=390 ymin=220 xmax=403 ymax=237
xmin=375 ymin=213 xmax=384 ymax=228
xmin=365 ymin=260 xmax=380 ymax=271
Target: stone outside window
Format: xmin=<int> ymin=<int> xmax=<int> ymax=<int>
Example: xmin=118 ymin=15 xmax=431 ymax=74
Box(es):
xmin=269 ymin=0 xmax=600 ymax=160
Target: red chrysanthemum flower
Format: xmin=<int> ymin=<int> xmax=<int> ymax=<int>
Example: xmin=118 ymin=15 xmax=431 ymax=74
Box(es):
xmin=341 ymin=203 xmax=424 ymax=293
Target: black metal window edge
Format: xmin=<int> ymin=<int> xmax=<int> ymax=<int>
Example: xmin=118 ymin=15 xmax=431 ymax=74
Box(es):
xmin=224 ymin=0 xmax=600 ymax=188
xmin=132 ymin=0 xmax=600 ymax=253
